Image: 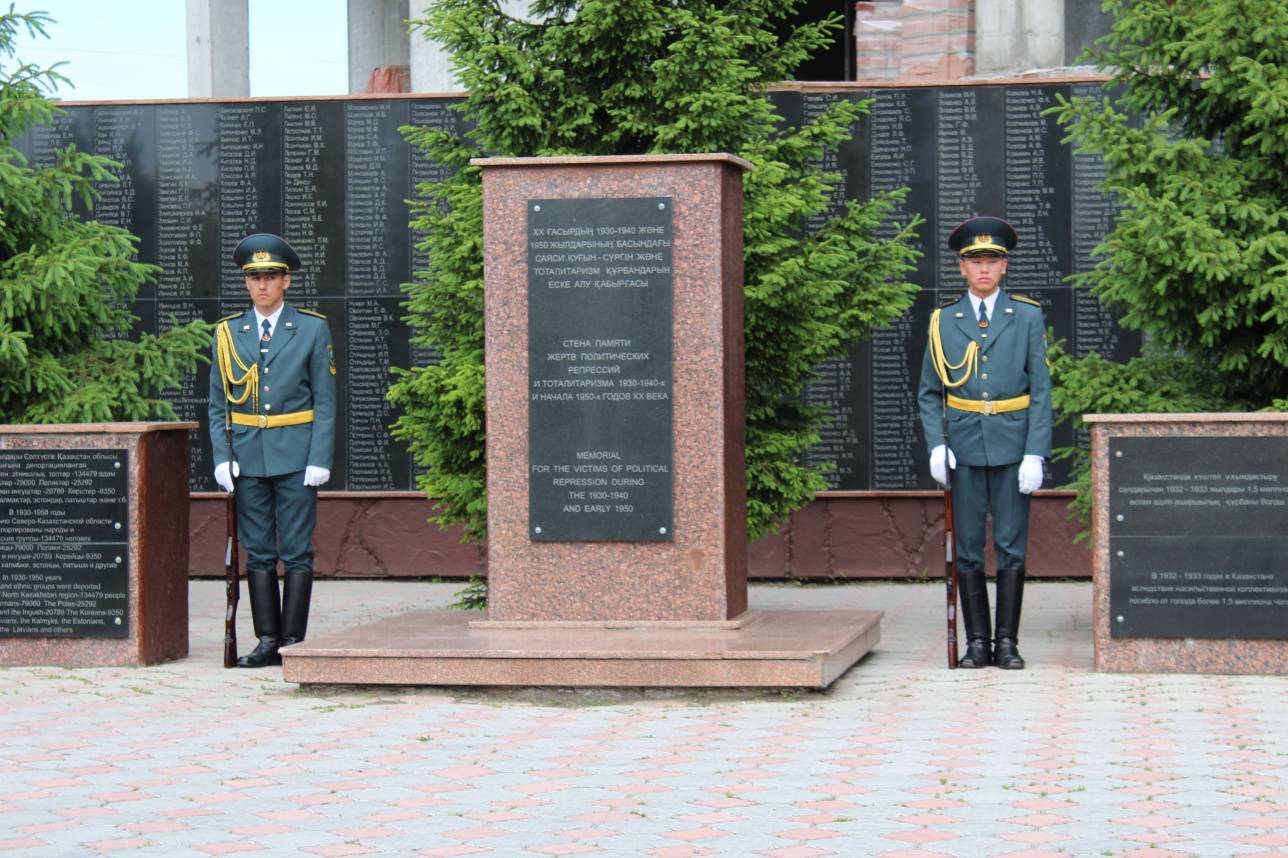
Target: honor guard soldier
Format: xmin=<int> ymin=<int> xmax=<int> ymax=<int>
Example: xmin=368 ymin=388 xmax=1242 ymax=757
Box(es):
xmin=210 ymin=233 xmax=337 ymax=668
xmin=918 ymin=216 xmax=1053 ymax=669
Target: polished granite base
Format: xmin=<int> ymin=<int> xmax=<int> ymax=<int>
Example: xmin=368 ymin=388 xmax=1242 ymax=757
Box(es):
xmin=1085 ymin=413 xmax=1288 ymax=674
xmin=282 ymin=608 xmax=881 ymax=688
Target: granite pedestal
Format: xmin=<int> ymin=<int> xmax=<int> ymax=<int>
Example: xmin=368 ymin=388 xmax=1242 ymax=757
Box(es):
xmin=0 ymin=422 xmax=193 ymax=667
xmin=1087 ymin=413 xmax=1288 ymax=674
xmin=285 ymin=155 xmax=880 ymax=688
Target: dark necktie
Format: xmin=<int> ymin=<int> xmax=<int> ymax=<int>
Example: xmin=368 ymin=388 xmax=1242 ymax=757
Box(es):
xmin=978 ymin=302 xmax=989 ymax=329
xmin=261 ymin=319 xmax=272 ymax=342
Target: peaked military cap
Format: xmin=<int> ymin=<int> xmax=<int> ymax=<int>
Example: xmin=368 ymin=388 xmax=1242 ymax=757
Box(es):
xmin=233 ymin=233 xmax=301 ymax=272
xmin=948 ymin=216 xmax=1018 ymax=257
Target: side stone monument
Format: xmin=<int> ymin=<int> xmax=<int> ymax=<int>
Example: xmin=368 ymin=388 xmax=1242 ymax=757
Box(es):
xmin=284 ymin=154 xmax=881 ymax=687
xmin=1086 ymin=412 xmax=1288 ymax=674
xmin=0 ymin=422 xmax=194 ymax=666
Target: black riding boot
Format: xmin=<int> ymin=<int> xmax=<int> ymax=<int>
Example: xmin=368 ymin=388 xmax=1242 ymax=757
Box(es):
xmin=957 ymin=566 xmax=993 ymax=668
xmin=237 ymin=567 xmax=282 ymax=668
xmin=280 ymin=568 xmax=314 ymax=648
xmin=994 ymin=566 xmax=1026 ymax=669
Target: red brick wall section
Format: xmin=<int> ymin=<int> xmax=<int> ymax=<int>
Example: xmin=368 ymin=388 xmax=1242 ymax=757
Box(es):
xmin=189 ymin=495 xmax=1089 ymax=580
xmin=750 ymin=495 xmax=1090 ymax=579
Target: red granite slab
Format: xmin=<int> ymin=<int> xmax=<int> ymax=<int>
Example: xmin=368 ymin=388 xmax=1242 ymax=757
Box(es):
xmin=0 ymin=423 xmax=193 ymax=666
xmin=1085 ymin=413 xmax=1288 ymax=674
xmin=476 ymin=155 xmax=750 ymax=623
xmin=282 ymin=607 xmax=881 ymax=688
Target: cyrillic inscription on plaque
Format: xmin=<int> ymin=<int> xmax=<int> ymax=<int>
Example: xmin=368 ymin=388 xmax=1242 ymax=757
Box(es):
xmin=0 ymin=450 xmax=130 ymax=638
xmin=1109 ymin=436 xmax=1288 ymax=639
xmin=528 ymin=197 xmax=674 ymax=541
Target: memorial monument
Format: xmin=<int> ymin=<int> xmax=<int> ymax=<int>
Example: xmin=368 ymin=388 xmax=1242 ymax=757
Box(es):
xmin=0 ymin=422 xmax=193 ymax=667
xmin=284 ymin=154 xmax=881 ymax=688
xmin=1086 ymin=412 xmax=1288 ymax=674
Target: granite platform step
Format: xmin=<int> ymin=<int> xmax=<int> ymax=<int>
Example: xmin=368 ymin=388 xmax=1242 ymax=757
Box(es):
xmin=281 ymin=608 xmax=881 ymax=688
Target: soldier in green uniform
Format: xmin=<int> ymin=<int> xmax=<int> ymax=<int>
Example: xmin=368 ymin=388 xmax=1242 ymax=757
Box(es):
xmin=209 ymin=233 xmax=337 ymax=668
xmin=918 ymin=216 xmax=1053 ymax=669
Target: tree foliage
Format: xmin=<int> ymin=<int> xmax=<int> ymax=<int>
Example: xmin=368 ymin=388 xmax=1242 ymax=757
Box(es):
xmin=390 ymin=0 xmax=921 ymax=543
xmin=1051 ymin=0 xmax=1288 ymax=410
xmin=1048 ymin=0 xmax=1288 ymax=519
xmin=0 ymin=9 xmax=208 ymax=424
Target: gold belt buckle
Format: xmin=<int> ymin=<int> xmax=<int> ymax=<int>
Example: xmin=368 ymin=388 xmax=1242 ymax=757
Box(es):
xmin=257 ymin=414 xmax=268 ymax=428
xmin=982 ymin=399 xmax=994 ymax=416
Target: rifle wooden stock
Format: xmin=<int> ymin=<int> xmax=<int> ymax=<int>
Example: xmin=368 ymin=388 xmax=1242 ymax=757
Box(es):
xmin=223 ymin=490 xmax=239 ymax=668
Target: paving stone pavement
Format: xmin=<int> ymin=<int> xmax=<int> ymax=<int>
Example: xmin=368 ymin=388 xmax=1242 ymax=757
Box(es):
xmin=2 ymin=579 xmax=1287 ymax=857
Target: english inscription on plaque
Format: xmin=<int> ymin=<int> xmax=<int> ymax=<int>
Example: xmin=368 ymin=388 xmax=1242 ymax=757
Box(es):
xmin=0 ymin=449 xmax=130 ymax=638
xmin=1109 ymin=436 xmax=1288 ymax=639
xmin=527 ymin=197 xmax=674 ymax=542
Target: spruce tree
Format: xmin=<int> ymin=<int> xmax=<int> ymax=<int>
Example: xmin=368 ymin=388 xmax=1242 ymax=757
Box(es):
xmin=0 ymin=9 xmax=209 ymax=424
xmin=1047 ymin=0 xmax=1288 ymax=521
xmin=1051 ymin=0 xmax=1288 ymax=411
xmin=389 ymin=0 xmax=921 ymax=544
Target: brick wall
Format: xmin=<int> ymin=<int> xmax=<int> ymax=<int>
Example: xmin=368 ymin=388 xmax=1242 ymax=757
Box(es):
xmin=856 ymin=0 xmax=976 ymax=82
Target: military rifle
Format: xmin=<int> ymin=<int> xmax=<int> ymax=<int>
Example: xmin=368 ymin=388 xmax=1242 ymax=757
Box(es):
xmin=941 ymin=387 xmax=959 ymax=670
xmin=222 ymin=427 xmax=240 ymax=668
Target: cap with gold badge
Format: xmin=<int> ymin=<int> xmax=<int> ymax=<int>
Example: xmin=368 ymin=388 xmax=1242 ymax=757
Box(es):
xmin=948 ymin=216 xmax=1018 ymax=257
xmin=232 ymin=233 xmax=301 ymax=272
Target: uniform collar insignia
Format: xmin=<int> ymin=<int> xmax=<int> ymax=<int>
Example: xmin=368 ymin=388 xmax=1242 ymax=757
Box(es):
xmin=954 ymin=312 xmax=964 ymax=318
xmin=242 ymin=324 xmax=251 ymax=331
xmin=1004 ymin=307 xmax=1013 ymax=314
xmin=285 ymin=321 xmax=295 ymax=328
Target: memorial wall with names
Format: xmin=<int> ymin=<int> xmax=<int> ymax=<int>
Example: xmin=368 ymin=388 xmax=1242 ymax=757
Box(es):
xmin=17 ymin=83 xmax=1135 ymax=493
xmin=774 ymin=83 xmax=1136 ymax=491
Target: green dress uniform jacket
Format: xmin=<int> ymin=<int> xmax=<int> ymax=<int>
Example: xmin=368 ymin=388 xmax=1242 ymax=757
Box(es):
xmin=917 ymin=290 xmax=1052 ymax=467
xmin=208 ymin=303 xmax=337 ymax=478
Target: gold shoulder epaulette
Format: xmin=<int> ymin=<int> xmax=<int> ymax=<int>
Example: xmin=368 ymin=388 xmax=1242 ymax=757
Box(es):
xmin=217 ymin=312 xmax=244 ymax=323
xmin=297 ymin=309 xmax=327 ymax=319
xmin=1011 ymin=295 xmax=1041 ymax=307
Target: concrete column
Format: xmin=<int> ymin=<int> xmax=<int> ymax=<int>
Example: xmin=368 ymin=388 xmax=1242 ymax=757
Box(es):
xmin=347 ymin=0 xmax=411 ymax=94
xmin=976 ymin=0 xmax=1065 ymax=76
xmin=186 ymin=0 xmax=249 ymax=98
xmin=409 ymin=0 xmax=529 ymax=94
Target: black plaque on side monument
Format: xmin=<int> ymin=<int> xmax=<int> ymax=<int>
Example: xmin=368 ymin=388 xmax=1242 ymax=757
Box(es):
xmin=1108 ymin=436 xmax=1288 ymax=639
xmin=0 ymin=449 xmax=130 ymax=638
xmin=528 ymin=197 xmax=674 ymax=542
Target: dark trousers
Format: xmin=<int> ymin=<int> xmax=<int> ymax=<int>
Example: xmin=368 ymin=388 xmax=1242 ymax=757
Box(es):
xmin=236 ymin=472 xmax=317 ymax=574
xmin=950 ymin=460 xmax=1031 ymax=573
xmin=235 ymin=472 xmax=317 ymax=643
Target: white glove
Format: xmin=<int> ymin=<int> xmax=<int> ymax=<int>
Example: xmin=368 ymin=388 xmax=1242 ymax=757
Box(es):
xmin=929 ymin=445 xmax=957 ymax=486
xmin=214 ymin=461 xmax=240 ymax=493
xmin=1018 ymin=455 xmax=1044 ymax=494
xmin=303 ymin=466 xmax=331 ymax=487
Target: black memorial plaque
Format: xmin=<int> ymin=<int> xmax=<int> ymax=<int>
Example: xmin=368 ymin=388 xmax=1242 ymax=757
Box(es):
xmin=1108 ymin=436 xmax=1288 ymax=639
xmin=0 ymin=449 xmax=130 ymax=638
xmin=527 ymin=197 xmax=674 ymax=542
xmin=14 ymin=84 xmax=1139 ymax=493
